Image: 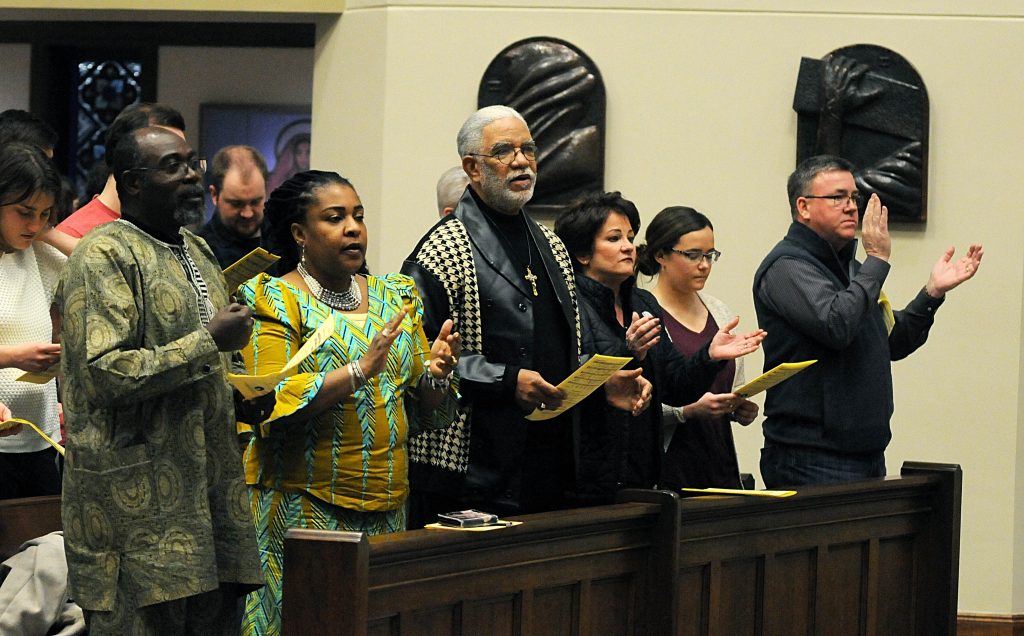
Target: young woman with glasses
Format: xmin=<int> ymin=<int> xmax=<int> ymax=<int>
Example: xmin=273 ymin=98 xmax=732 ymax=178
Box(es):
xmin=637 ymin=206 xmax=759 ymax=491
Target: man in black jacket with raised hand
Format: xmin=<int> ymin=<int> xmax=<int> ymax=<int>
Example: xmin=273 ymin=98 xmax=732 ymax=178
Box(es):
xmin=753 ymin=155 xmax=982 ymax=488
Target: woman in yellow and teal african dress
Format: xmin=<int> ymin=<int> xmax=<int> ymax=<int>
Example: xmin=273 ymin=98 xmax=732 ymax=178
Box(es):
xmin=237 ymin=170 xmax=461 ymax=635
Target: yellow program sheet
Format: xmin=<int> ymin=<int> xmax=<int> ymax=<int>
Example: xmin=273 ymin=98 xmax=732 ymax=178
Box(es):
xmin=0 ymin=418 xmax=65 ymax=456
xmin=525 ymin=354 xmax=632 ymax=421
xmin=16 ymin=361 xmax=60 ymax=384
xmin=228 ymin=316 xmax=336 ymax=399
xmin=733 ymin=360 xmax=817 ymax=399
xmin=223 ymin=247 xmax=280 ymax=292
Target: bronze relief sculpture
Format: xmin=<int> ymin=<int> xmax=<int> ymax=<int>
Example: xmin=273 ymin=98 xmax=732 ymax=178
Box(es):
xmin=479 ymin=37 xmax=606 ymax=217
xmin=794 ymin=44 xmax=929 ymax=222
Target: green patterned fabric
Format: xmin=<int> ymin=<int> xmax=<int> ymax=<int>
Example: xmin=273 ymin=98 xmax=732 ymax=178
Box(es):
xmin=242 ymin=487 xmax=404 ymax=635
xmin=236 ymin=272 xmax=455 ymax=635
xmin=56 ymin=220 xmax=264 ymax=613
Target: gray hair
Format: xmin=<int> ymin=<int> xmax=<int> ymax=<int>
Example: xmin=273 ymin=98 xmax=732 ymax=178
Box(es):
xmin=435 ymin=166 xmax=470 ymax=215
xmin=456 ymin=105 xmax=528 ymax=157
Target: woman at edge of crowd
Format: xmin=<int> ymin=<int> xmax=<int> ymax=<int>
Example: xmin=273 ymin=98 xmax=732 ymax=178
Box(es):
xmin=236 ymin=170 xmax=460 ymax=635
xmin=0 ymin=142 xmax=64 ymax=499
xmin=637 ymin=206 xmax=758 ymax=490
xmin=553 ymin=191 xmax=765 ymax=502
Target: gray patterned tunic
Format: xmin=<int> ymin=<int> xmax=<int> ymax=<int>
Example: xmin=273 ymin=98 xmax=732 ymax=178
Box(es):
xmin=56 ymin=219 xmax=263 ymax=611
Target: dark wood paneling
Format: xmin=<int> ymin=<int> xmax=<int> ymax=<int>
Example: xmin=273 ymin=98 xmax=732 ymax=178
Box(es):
xmin=534 ymin=585 xmax=577 ymax=636
xmin=763 ymin=550 xmax=814 ymax=636
xmin=877 ymin=536 xmax=915 ymax=634
xmin=677 ymin=565 xmax=709 ymax=636
xmin=821 ymin=542 xmax=866 ymax=636
xmin=463 ymin=595 xmax=517 ymax=635
xmin=958 ymin=614 xmax=1024 ymax=636
xmin=282 ymin=464 xmax=962 ymax=636
xmin=717 ymin=558 xmax=761 ymax=635
xmin=590 ymin=575 xmax=635 ymax=636
xmin=0 ymin=495 xmax=62 ymax=560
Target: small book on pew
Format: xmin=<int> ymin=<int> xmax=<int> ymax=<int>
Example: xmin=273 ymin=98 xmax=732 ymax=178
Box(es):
xmin=437 ymin=509 xmax=502 ymax=528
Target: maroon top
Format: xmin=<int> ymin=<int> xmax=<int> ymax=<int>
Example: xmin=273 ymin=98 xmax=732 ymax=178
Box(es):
xmin=660 ymin=309 xmax=741 ymax=489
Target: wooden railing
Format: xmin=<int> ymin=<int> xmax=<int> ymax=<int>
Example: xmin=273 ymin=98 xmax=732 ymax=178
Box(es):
xmin=0 ymin=463 xmax=960 ymax=634
xmin=282 ymin=462 xmax=960 ymax=636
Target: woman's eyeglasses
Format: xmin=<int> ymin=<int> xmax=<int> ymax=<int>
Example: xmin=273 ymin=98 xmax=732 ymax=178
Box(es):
xmin=670 ymin=248 xmax=721 ymax=264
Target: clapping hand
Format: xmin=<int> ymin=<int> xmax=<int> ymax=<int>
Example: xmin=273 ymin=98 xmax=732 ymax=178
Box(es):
xmin=861 ymin=193 xmax=891 ymax=261
xmin=429 ymin=319 xmax=461 ymax=380
xmin=360 ymin=307 xmax=408 ymax=377
xmin=707 ymin=316 xmax=766 ymax=361
xmin=207 ymin=303 xmax=254 ymax=352
xmin=605 ymin=368 xmax=653 ymax=416
xmin=515 ymin=369 xmax=566 ymax=413
xmin=730 ymin=399 xmax=759 ymax=426
xmin=926 ymin=244 xmax=983 ymax=298
xmin=625 ymin=312 xmax=661 ymax=361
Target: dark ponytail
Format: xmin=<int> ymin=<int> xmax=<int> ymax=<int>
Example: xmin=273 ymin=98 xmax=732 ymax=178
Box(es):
xmin=635 ymin=206 xmax=713 ymax=276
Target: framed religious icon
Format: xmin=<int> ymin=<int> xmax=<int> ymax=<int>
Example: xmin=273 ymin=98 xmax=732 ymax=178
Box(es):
xmin=199 ymin=103 xmax=311 ymax=219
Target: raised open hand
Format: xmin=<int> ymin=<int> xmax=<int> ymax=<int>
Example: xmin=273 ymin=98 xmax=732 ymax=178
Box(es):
xmin=926 ymin=244 xmax=984 ymax=297
xmin=708 ymin=316 xmax=766 ymax=361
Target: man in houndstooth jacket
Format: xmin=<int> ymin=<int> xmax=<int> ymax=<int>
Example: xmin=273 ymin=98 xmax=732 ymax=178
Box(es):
xmin=402 ymin=106 xmax=649 ymax=525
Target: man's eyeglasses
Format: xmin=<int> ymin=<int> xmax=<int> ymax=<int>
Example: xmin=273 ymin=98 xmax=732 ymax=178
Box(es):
xmin=670 ymin=248 xmax=721 ymax=264
xmin=126 ymin=157 xmax=207 ymax=180
xmin=802 ymin=193 xmax=861 ymax=208
xmin=468 ymin=141 xmax=538 ymax=166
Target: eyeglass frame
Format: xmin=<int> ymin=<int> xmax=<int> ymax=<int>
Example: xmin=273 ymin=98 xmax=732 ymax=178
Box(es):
xmin=466 ymin=141 xmax=539 ymax=166
xmin=123 ymin=157 xmax=207 ymax=181
xmin=801 ymin=192 xmax=862 ymax=208
xmin=670 ymin=248 xmax=722 ymax=264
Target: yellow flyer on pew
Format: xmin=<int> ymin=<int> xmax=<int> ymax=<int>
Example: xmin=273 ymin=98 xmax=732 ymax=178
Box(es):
xmin=733 ymin=360 xmax=816 ymax=399
xmin=682 ymin=487 xmax=796 ymax=498
xmin=525 ymin=354 xmax=631 ymax=421
xmin=223 ymin=247 xmax=280 ymax=292
xmin=227 ymin=317 xmax=335 ymax=399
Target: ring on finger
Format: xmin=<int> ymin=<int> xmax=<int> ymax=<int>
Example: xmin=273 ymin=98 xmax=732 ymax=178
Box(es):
xmin=539 ymin=402 xmax=547 ymax=411
xmin=381 ymin=327 xmax=392 ymax=337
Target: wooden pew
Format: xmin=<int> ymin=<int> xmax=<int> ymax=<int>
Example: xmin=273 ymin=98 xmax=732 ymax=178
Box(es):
xmin=0 ymin=495 xmax=62 ymax=560
xmin=671 ymin=461 xmax=960 ymax=635
xmin=281 ymin=462 xmax=960 ymax=636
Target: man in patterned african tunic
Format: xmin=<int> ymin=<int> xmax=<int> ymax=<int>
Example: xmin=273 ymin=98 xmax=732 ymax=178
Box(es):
xmin=57 ymin=126 xmax=264 ymax=635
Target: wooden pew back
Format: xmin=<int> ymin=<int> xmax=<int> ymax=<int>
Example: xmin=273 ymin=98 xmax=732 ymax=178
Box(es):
xmin=0 ymin=495 xmax=62 ymax=560
xmin=281 ymin=462 xmax=960 ymax=636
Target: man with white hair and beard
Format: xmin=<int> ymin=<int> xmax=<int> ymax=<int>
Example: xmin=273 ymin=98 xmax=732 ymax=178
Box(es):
xmin=56 ymin=127 xmax=265 ymax=634
xmin=402 ymin=106 xmax=650 ymax=525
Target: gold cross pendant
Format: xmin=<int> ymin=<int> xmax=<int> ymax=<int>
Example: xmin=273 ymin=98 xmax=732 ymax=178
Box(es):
xmin=524 ymin=266 xmax=539 ymax=297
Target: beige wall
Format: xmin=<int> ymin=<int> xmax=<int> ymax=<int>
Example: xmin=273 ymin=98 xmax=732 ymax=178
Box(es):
xmin=157 ymin=46 xmax=315 ymax=152
xmin=312 ymin=2 xmax=1024 ymax=615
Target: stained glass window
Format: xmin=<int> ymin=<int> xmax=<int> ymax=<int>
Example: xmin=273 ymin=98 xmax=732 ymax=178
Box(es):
xmin=73 ymin=60 xmax=142 ymax=195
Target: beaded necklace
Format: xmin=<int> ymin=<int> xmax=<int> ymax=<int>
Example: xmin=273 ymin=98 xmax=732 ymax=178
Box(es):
xmin=297 ymin=261 xmax=361 ymax=311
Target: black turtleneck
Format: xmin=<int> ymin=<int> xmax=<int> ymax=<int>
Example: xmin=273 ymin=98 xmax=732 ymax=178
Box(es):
xmin=468 ymin=187 xmax=571 ymax=390
xmin=468 ymin=187 xmax=573 ymax=511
